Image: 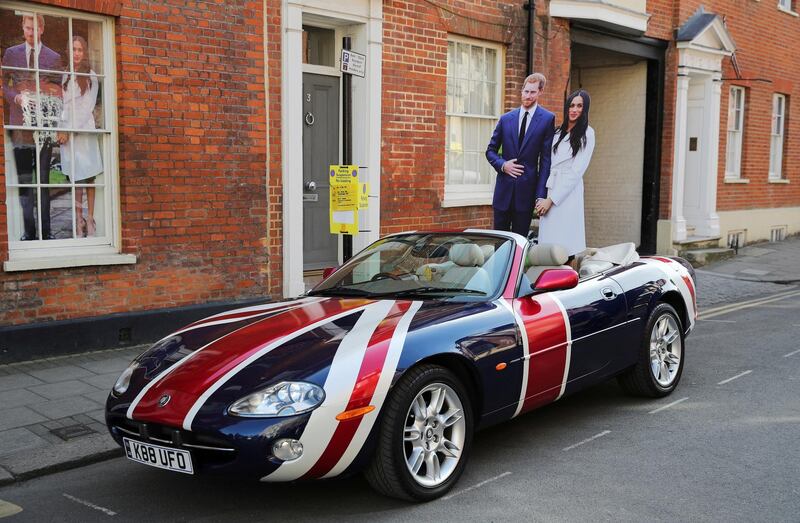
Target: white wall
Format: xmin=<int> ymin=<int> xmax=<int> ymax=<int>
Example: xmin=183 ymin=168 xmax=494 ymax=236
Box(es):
xmin=570 ymin=62 xmax=647 ymax=247
xmin=718 ymin=207 xmax=800 ymax=246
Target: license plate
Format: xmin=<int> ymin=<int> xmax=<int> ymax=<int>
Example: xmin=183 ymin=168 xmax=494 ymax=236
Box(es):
xmin=123 ymin=437 xmax=194 ymax=474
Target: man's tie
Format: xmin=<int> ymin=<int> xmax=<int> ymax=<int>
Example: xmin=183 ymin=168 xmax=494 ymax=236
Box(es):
xmin=28 ymin=48 xmax=34 ymax=69
xmin=518 ymin=110 xmax=528 ymax=150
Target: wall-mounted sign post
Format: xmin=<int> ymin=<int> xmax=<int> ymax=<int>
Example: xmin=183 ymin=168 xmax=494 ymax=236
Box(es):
xmin=334 ymin=38 xmax=368 ymax=262
xmin=339 ymin=36 xmax=366 ymax=262
xmin=342 ymin=37 xmax=353 ymax=262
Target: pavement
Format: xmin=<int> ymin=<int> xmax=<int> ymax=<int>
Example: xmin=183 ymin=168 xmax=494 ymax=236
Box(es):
xmin=0 ymin=346 xmax=145 ymax=486
xmin=0 ymin=236 xmax=798 ymax=487
xmin=695 ymin=235 xmax=800 ymax=284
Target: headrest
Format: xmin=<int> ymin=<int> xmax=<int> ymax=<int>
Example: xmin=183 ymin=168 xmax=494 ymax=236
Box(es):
xmin=449 ymin=244 xmax=485 ymax=267
xmin=479 ymin=244 xmax=495 ymax=260
xmin=527 ymin=243 xmax=569 ymax=267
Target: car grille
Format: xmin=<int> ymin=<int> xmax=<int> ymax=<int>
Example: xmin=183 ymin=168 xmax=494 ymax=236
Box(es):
xmin=111 ymin=418 xmax=237 ymax=466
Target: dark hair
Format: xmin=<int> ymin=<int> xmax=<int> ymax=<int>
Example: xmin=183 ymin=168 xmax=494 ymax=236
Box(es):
xmin=553 ymin=89 xmax=591 ymax=158
xmin=65 ymin=36 xmax=91 ymax=96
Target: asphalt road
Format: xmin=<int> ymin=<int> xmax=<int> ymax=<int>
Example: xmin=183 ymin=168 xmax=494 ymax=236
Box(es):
xmin=1 ymin=291 xmax=799 ymax=522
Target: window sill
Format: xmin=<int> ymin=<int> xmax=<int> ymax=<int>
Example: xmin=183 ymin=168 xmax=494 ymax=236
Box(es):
xmin=777 ymin=6 xmax=799 ymax=16
xmin=441 ymin=195 xmax=493 ymax=208
xmin=4 ymin=253 xmax=137 ymax=272
xmin=724 ymin=177 xmax=750 ymax=184
xmin=768 ymin=178 xmax=790 ymax=184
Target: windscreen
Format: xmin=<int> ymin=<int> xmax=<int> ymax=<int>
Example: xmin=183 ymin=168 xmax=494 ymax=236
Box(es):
xmin=309 ymin=233 xmax=514 ymax=301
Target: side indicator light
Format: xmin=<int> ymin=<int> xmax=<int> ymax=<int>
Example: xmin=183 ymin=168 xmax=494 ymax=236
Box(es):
xmin=335 ymin=405 xmax=376 ymax=421
xmin=495 ymin=362 xmax=507 ymax=371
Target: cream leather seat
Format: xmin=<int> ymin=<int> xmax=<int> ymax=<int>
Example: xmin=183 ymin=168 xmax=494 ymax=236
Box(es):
xmin=524 ymin=243 xmax=571 ymax=286
xmin=441 ymin=244 xmax=492 ymax=293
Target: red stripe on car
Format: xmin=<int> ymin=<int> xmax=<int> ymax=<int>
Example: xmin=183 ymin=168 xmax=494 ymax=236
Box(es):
xmin=301 ymin=301 xmax=412 ymax=479
xmin=131 ymin=299 xmax=372 ymax=427
xmin=514 ymin=293 xmax=569 ymax=413
xmin=682 ymin=274 xmax=697 ymax=315
xmin=181 ymin=299 xmax=321 ymax=330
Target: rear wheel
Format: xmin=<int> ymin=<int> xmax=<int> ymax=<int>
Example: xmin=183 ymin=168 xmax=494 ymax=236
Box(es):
xmin=618 ymin=302 xmax=684 ymax=397
xmin=365 ymin=364 xmax=473 ymax=501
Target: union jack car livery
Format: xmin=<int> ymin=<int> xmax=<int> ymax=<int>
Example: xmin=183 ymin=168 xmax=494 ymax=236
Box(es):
xmin=106 ymin=230 xmax=696 ymax=501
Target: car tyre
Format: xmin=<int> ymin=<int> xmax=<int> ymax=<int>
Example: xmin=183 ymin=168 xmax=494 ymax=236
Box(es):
xmin=618 ymin=302 xmax=685 ymax=398
xmin=365 ymin=364 xmax=473 ymax=501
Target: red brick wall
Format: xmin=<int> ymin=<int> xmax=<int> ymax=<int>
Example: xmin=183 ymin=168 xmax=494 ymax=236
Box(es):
xmin=380 ymin=0 xmax=537 ymax=234
xmin=536 ymin=14 xmax=571 ymax=116
xmin=647 ymin=0 xmax=800 ymax=218
xmin=265 ymin=0 xmax=283 ymax=299
xmin=646 ymin=0 xmax=679 ymax=221
xmin=711 ymin=0 xmax=799 ymax=211
xmin=6 ymin=0 xmax=797 ymax=330
xmin=0 ymin=0 xmax=270 ymax=325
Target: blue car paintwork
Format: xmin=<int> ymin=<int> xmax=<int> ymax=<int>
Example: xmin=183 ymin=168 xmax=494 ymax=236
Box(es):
xmin=106 ymin=233 xmax=695 ymax=484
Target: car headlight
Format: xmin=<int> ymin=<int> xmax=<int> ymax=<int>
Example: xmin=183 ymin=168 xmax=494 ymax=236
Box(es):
xmin=228 ymin=381 xmax=325 ymax=417
xmin=113 ymin=361 xmax=139 ymax=396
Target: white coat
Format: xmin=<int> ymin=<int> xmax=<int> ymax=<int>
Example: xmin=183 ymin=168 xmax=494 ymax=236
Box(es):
xmin=60 ymin=71 xmax=103 ymax=181
xmin=537 ymin=126 xmax=595 ymax=256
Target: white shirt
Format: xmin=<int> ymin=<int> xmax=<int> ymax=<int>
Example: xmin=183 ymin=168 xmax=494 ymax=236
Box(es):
xmin=517 ymin=103 xmax=537 ymax=135
xmin=25 ymin=42 xmax=42 ymax=67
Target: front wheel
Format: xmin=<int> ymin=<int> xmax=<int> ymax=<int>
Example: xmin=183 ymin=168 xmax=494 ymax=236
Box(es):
xmin=618 ymin=302 xmax=685 ymax=397
xmin=364 ymin=364 xmax=473 ymax=501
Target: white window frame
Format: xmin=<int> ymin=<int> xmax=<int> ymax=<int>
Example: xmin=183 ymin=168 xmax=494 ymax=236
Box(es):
xmin=444 ymin=35 xmax=504 ymax=207
xmin=725 ymin=86 xmax=745 ymax=180
xmin=777 ymin=0 xmax=798 ymax=15
xmin=769 ymin=93 xmax=786 ymax=181
xmin=2 ymin=2 xmax=132 ymax=271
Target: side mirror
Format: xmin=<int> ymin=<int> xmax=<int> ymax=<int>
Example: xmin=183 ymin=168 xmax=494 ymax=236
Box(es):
xmin=322 ymin=267 xmax=338 ymax=279
xmin=533 ymin=268 xmax=578 ymax=292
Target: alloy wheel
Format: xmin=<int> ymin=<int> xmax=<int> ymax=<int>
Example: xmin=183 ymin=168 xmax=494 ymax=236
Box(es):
xmin=403 ymin=383 xmax=466 ymax=488
xmin=649 ymin=314 xmax=682 ymax=387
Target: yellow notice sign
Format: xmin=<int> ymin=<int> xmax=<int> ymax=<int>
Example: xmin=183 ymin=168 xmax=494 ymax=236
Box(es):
xmin=329 ymin=165 xmax=359 ymax=235
xmin=358 ymin=182 xmax=369 ymax=210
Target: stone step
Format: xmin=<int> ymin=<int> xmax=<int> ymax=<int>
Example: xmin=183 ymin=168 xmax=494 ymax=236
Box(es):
xmin=674 ymin=235 xmax=723 ymax=251
xmin=681 ymin=247 xmax=735 ymax=268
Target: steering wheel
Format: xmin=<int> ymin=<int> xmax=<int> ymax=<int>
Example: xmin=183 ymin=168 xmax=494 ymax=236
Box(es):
xmin=371 ymin=272 xmax=400 ymax=281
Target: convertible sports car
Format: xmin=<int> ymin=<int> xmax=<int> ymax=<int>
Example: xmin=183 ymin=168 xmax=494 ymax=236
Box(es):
xmin=106 ymin=230 xmax=696 ymax=501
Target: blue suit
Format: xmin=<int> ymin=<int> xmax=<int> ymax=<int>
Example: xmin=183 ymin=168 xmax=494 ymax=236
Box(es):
xmin=2 ymin=42 xmax=63 ymax=240
xmin=486 ymin=106 xmax=555 ymax=237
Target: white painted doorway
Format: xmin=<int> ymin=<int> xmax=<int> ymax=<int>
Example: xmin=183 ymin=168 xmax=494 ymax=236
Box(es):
xmin=282 ymin=0 xmax=384 ymax=297
xmin=683 ymin=83 xmax=706 ymax=236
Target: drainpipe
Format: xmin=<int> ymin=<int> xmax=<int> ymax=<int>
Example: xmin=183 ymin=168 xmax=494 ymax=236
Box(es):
xmin=525 ymin=0 xmax=536 ymax=74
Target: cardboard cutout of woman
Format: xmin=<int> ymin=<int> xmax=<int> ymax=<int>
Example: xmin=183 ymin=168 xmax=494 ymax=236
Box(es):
xmin=536 ymin=90 xmax=595 ymax=258
xmin=58 ymin=35 xmax=102 ymax=237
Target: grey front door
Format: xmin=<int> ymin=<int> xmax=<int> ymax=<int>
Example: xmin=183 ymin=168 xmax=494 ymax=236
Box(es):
xmin=303 ymin=73 xmax=340 ymax=270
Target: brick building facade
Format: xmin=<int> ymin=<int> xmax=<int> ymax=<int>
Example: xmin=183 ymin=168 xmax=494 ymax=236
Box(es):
xmin=0 ymin=0 xmax=271 ymax=359
xmin=0 ymin=0 xmax=797 ymax=361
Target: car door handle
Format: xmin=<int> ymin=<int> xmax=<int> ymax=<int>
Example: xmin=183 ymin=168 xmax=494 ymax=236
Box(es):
xmin=601 ymin=287 xmax=617 ymax=300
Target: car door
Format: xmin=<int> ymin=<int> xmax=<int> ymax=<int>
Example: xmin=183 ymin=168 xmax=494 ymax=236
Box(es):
xmin=557 ymin=274 xmax=628 ymax=390
xmin=511 ymin=273 xmax=627 ymax=413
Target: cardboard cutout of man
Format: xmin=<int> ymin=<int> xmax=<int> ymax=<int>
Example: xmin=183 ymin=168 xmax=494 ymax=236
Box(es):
xmin=2 ymin=13 xmax=63 ymax=240
xmin=486 ymin=73 xmax=555 ymax=237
